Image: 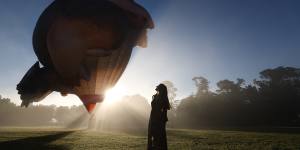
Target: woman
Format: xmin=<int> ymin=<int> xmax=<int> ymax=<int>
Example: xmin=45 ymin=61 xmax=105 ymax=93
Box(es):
xmin=148 ymin=84 xmax=171 ymax=150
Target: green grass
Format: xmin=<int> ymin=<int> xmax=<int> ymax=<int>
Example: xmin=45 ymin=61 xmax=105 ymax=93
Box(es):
xmin=0 ymin=127 xmax=300 ymax=150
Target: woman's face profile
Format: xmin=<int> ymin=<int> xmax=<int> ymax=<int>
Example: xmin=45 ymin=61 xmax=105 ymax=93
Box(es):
xmin=155 ymin=86 xmax=159 ymax=94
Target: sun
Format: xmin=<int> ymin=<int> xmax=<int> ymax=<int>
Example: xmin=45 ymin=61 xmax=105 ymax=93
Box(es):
xmin=104 ymin=85 xmax=127 ymax=104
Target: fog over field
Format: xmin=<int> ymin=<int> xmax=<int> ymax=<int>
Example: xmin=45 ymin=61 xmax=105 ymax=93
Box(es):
xmin=1 ymin=67 xmax=300 ymax=130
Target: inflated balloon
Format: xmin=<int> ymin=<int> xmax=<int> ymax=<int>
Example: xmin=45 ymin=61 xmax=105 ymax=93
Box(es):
xmin=17 ymin=0 xmax=154 ymax=113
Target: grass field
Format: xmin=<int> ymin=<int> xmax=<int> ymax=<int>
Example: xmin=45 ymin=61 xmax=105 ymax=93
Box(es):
xmin=0 ymin=127 xmax=300 ymax=150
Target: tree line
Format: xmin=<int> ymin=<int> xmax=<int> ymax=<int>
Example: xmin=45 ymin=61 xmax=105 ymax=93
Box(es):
xmin=0 ymin=66 xmax=299 ymax=129
xmin=0 ymin=94 xmax=150 ymax=130
xmin=172 ymin=66 xmax=300 ymax=128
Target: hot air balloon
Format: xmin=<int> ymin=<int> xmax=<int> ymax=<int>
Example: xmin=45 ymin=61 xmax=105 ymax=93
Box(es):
xmin=17 ymin=0 xmax=154 ymax=113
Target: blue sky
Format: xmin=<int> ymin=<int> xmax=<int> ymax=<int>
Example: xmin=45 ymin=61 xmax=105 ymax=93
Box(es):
xmin=0 ymin=0 xmax=300 ymax=106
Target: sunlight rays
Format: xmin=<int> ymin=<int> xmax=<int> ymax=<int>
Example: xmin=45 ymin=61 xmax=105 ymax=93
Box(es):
xmin=103 ymin=85 xmax=127 ymax=105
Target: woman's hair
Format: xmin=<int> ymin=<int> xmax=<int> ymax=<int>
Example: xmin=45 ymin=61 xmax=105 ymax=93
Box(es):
xmin=156 ymin=84 xmax=171 ymax=110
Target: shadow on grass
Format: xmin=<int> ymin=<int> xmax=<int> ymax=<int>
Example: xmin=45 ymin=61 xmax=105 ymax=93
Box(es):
xmin=0 ymin=131 xmax=74 ymax=150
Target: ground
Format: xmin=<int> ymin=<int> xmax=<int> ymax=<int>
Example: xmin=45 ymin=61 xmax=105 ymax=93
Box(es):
xmin=0 ymin=127 xmax=300 ymax=150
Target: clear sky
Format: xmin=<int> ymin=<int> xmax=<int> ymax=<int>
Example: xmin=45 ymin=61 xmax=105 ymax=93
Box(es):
xmin=0 ymin=0 xmax=300 ymax=106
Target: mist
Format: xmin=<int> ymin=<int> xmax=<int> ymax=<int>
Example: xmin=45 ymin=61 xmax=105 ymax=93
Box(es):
xmin=0 ymin=94 xmax=151 ymax=133
xmin=1 ymin=66 xmax=300 ymax=131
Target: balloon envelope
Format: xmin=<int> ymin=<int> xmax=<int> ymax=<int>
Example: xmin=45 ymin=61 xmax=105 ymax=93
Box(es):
xmin=17 ymin=0 xmax=153 ymax=113
xmin=47 ymin=17 xmax=134 ymax=112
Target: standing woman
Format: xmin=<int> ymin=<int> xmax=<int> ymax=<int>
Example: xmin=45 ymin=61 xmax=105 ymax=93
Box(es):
xmin=148 ymin=84 xmax=171 ymax=150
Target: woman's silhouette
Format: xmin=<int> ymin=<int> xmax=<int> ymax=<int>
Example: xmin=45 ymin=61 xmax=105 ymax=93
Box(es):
xmin=148 ymin=84 xmax=171 ymax=150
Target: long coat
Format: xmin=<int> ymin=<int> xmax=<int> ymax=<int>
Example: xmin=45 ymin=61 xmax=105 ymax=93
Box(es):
xmin=147 ymin=94 xmax=168 ymax=150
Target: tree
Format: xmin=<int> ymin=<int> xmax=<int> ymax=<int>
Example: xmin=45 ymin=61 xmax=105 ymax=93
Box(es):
xmin=216 ymin=78 xmax=244 ymax=94
xmin=0 ymin=95 xmax=11 ymax=103
xmin=175 ymin=67 xmax=300 ymax=128
xmin=162 ymin=81 xmax=178 ymax=108
xmin=192 ymin=76 xmax=209 ymax=97
xmin=253 ymin=66 xmax=300 ymax=125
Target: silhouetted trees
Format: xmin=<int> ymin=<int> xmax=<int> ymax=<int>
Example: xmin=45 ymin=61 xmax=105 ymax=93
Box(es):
xmin=1 ymin=66 xmax=299 ymax=129
xmin=161 ymin=81 xmax=178 ymax=128
xmin=0 ymin=96 xmax=57 ymax=126
xmin=162 ymin=81 xmax=178 ymax=108
xmin=0 ymin=94 xmax=150 ymax=130
xmin=251 ymin=67 xmax=300 ymax=126
xmin=193 ymin=77 xmax=209 ymax=96
xmin=175 ymin=66 xmax=300 ymax=128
